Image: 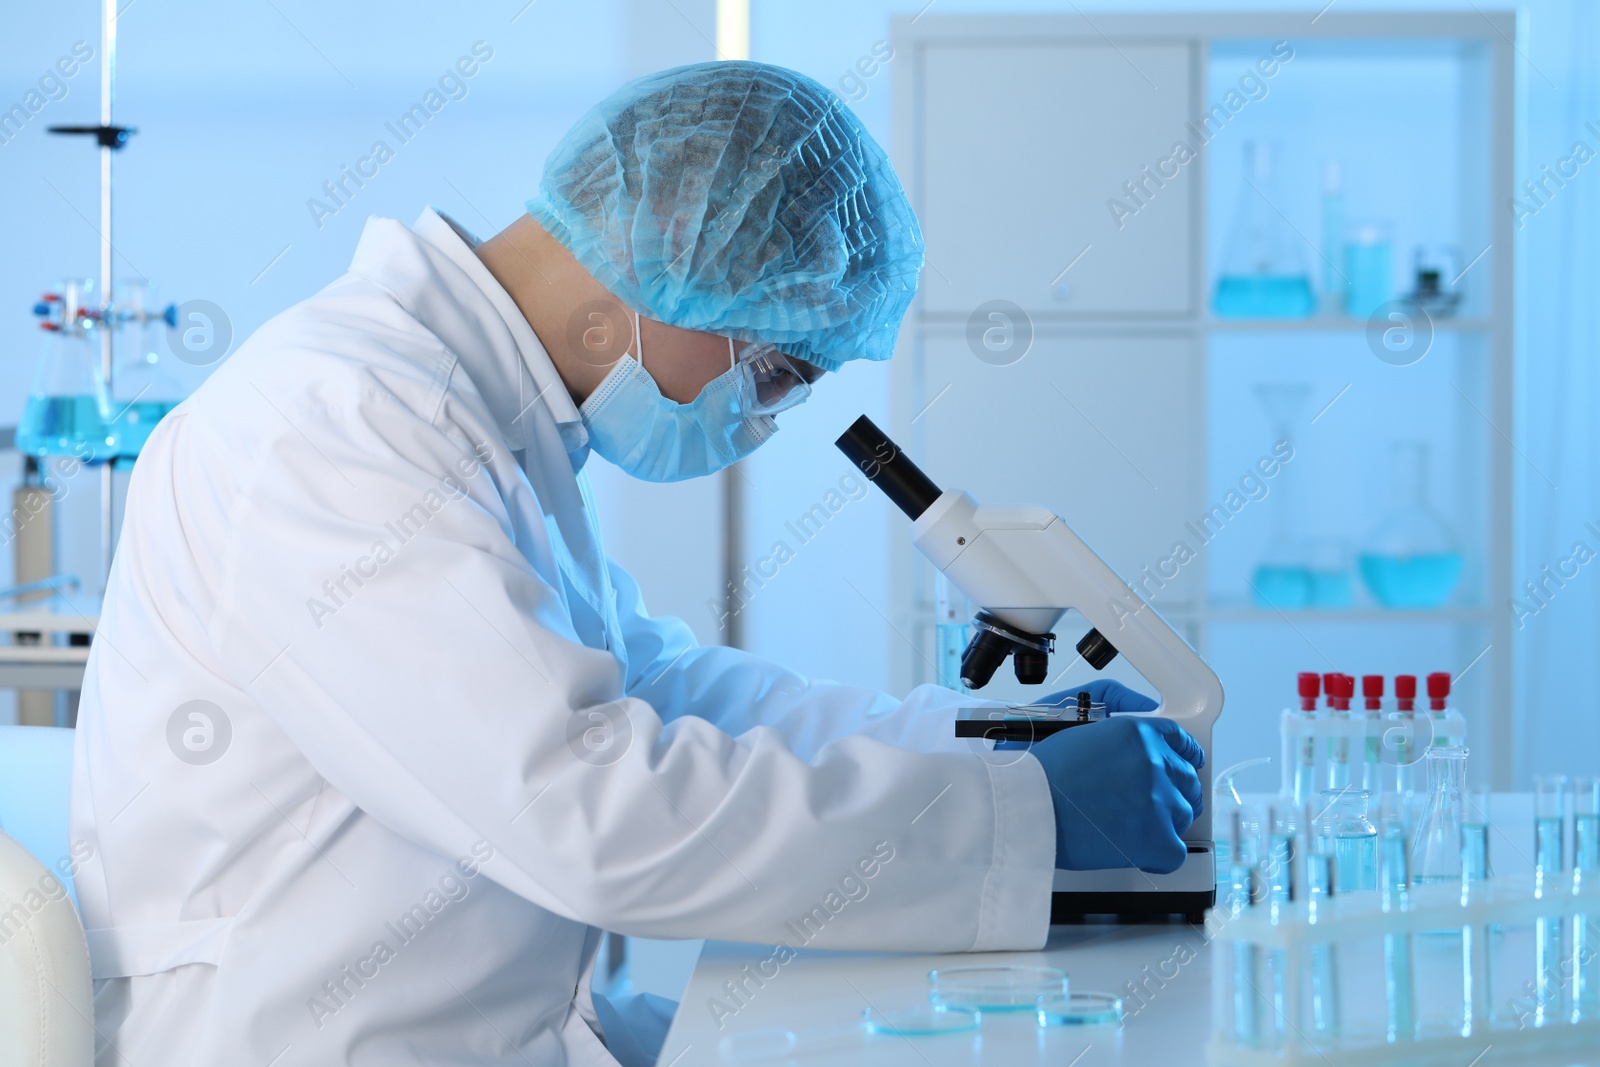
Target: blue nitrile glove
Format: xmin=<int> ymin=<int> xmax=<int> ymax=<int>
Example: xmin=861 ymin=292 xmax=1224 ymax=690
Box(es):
xmin=1039 ymin=679 xmax=1159 ymax=716
xmin=1030 ymin=715 xmax=1206 ymax=873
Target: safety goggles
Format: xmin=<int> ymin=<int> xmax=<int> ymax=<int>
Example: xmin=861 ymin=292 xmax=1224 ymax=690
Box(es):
xmin=731 ymin=341 xmax=819 ymax=416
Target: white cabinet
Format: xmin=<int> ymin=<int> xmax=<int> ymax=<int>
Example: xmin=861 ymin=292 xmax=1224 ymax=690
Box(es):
xmin=891 ymin=13 xmax=1515 ymax=785
xmin=918 ymin=41 xmax=1194 ymax=317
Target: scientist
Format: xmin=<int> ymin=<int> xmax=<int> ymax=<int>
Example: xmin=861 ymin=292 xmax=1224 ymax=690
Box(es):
xmin=70 ymin=61 xmax=1204 ymax=1067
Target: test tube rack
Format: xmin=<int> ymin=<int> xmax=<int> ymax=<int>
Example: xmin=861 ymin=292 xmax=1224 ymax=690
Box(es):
xmin=1279 ymin=709 xmax=1466 ymax=800
xmin=1206 ymin=872 xmax=1600 ymax=1066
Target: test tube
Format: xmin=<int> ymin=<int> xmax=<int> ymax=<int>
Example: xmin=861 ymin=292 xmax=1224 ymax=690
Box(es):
xmin=1534 ymin=774 xmax=1568 ymax=1028
xmin=1392 ymin=675 xmax=1418 ymax=796
xmin=1360 ymin=674 xmax=1385 ymax=797
xmin=1325 ymin=674 xmax=1353 ymax=792
xmin=1264 ymin=806 xmax=1301 ymax=1047
xmin=1461 ymin=782 xmax=1492 ymax=1036
xmin=1572 ymin=776 xmax=1600 ymax=1022
xmin=1379 ymin=806 xmax=1416 ymax=1043
xmin=1292 ymin=673 xmax=1320 ymax=805
xmin=1462 ymin=783 xmax=1491 ymax=882
xmin=1305 ymin=826 xmax=1343 ymax=1041
xmin=1230 ymin=810 xmax=1262 ymax=1046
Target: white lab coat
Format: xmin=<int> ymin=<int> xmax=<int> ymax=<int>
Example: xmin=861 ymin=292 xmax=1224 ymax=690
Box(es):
xmin=68 ymin=208 xmax=1055 ymax=1067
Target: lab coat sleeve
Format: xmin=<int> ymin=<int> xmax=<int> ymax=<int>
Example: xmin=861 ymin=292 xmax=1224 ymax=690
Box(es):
xmin=608 ymin=559 xmax=992 ymax=762
xmin=207 ymin=410 xmax=1055 ymax=954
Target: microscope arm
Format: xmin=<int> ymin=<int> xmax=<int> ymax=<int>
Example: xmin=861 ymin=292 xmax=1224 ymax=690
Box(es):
xmin=837 ymin=415 xmax=1223 ymax=845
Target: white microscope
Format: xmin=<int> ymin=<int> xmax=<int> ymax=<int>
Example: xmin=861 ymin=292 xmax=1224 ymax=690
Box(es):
xmin=837 ymin=416 xmax=1224 ymax=922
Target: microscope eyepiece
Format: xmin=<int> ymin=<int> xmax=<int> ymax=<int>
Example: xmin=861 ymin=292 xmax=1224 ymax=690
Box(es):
xmin=835 ymin=415 xmax=942 ymax=521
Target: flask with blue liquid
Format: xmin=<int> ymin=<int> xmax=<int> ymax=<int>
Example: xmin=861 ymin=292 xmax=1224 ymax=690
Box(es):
xmin=1214 ymin=142 xmax=1315 ymax=319
xmin=1358 ymin=441 xmax=1463 ymax=608
xmin=18 ymin=278 xmax=117 ymax=464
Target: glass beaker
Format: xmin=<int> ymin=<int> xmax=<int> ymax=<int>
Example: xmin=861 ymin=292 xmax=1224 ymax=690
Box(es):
xmin=1410 ymin=746 xmax=1468 ymax=885
xmin=110 ymin=279 xmax=186 ymax=458
xmin=1214 ymin=142 xmax=1315 ymax=319
xmin=1343 ymin=222 xmax=1393 ymax=318
xmin=1358 ymin=441 xmax=1463 ymax=608
xmin=1318 ymin=787 xmax=1377 ymax=893
xmin=17 ymin=278 xmax=115 ymax=464
xmin=1251 ymin=383 xmax=1315 ymax=607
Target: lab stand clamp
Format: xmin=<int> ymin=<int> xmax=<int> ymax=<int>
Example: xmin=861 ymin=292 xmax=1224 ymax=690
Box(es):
xmin=1206 ymin=873 xmax=1600 ymax=1066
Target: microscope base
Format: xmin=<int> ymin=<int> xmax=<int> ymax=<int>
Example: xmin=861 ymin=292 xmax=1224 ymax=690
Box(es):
xmin=1050 ymin=889 xmax=1215 ymax=924
xmin=1048 ymin=844 xmax=1216 ymax=923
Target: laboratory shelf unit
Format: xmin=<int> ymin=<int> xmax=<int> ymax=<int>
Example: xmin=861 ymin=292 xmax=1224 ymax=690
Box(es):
xmin=890 ymin=12 xmax=1515 ymax=782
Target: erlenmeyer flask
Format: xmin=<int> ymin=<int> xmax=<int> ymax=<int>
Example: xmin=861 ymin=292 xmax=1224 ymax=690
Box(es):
xmin=1252 ymin=383 xmax=1313 ymax=607
xmin=110 ymin=280 xmax=185 ymax=458
xmin=1214 ymin=142 xmax=1315 ymax=319
xmin=1410 ymin=746 xmax=1468 ymax=884
xmin=1213 ymin=756 xmax=1273 ymax=867
xmin=1358 ymin=442 xmax=1463 ymax=608
xmin=17 ymin=278 xmax=115 ymax=464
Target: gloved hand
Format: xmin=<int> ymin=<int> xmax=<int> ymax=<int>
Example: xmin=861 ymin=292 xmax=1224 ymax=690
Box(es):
xmin=1029 ymin=713 xmax=1205 ymax=874
xmin=1038 ymin=678 xmax=1159 ymax=716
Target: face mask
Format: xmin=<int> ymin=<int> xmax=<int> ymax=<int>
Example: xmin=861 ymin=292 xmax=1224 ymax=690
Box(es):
xmin=579 ymin=313 xmax=798 ymax=483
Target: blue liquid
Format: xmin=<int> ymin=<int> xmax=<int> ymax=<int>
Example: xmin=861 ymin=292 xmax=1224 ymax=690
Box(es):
xmin=1359 ymin=553 xmax=1464 ymax=609
xmin=111 ymin=399 xmax=177 ymax=456
xmin=1308 ymin=570 xmax=1352 ymax=608
xmin=1536 ymin=815 xmax=1565 ymax=875
xmin=1535 ymin=814 xmax=1565 ymax=1026
xmin=1213 ymin=275 xmax=1316 ymax=319
xmin=15 ymin=393 xmax=175 ymax=462
xmin=1462 ymin=823 xmax=1490 ymax=882
xmin=1253 ymin=565 xmax=1312 ymax=608
xmin=1344 ymin=241 xmax=1393 ymax=318
xmin=16 ymin=394 xmax=114 ymax=462
xmin=1334 ymin=829 xmax=1378 ymax=892
xmin=1576 ymin=814 xmax=1600 ymax=1020
xmin=1253 ymin=565 xmax=1350 ymax=608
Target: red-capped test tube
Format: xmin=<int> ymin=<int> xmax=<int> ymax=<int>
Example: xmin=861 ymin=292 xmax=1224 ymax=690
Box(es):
xmin=1298 ymin=672 xmax=1321 ymax=713
xmin=1427 ymin=672 xmax=1451 ymax=714
xmin=1393 ymin=675 xmax=1420 ymax=794
xmin=1360 ymin=675 xmax=1385 ymax=794
xmin=1293 ymin=672 xmax=1322 ymax=803
xmin=1426 ymin=671 xmax=1461 ymax=747
xmin=1325 ymin=674 xmax=1355 ymax=789
xmin=1327 ymin=674 xmax=1354 ymax=713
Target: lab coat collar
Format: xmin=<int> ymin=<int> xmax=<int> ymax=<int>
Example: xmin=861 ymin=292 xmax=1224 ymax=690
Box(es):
xmin=403 ymin=204 xmax=592 ymax=463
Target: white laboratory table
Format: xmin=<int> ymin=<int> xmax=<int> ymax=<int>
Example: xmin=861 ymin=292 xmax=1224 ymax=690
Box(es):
xmin=0 ymin=602 xmax=95 ymax=689
xmin=657 ymin=793 xmax=1600 ymax=1066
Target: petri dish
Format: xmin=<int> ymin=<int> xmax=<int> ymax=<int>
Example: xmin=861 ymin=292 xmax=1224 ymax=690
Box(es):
xmin=927 ymin=965 xmax=1068 ymax=1012
xmin=1036 ymin=992 xmax=1124 ymax=1028
xmin=863 ymin=1005 xmax=980 ymax=1037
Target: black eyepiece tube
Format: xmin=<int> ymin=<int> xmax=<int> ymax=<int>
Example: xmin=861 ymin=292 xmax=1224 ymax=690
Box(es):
xmin=835 ymin=415 xmax=943 ymax=521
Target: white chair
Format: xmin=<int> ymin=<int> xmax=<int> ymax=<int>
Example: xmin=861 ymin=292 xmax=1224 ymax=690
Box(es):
xmin=0 ymin=725 xmax=93 ymax=1067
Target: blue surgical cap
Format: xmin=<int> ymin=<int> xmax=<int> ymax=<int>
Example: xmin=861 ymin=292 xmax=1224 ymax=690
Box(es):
xmin=527 ymin=61 xmax=924 ymax=372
